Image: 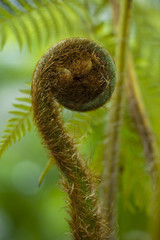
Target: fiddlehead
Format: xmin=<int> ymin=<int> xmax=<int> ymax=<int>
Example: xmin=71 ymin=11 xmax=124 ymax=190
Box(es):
xmin=31 ymin=38 xmax=116 ymax=240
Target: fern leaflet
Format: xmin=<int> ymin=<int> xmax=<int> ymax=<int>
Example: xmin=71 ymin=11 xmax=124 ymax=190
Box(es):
xmin=0 ymin=0 xmax=87 ymax=50
xmin=0 ymin=86 xmax=32 ymax=158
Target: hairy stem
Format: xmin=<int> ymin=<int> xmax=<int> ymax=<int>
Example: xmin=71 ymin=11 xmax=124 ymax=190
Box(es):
xmin=101 ymin=0 xmax=133 ymax=239
xmin=31 ymin=41 xmax=109 ymax=240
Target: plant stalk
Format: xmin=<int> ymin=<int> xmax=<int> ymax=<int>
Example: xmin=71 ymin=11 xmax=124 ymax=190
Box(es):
xmin=110 ymin=1 xmax=160 ymax=239
xmin=101 ymin=0 xmax=133 ymax=239
xmin=110 ymin=0 xmax=159 ymax=184
xmin=31 ymin=41 xmax=109 ymax=240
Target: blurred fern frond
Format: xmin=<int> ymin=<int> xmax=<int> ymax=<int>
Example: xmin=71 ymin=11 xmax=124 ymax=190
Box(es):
xmin=0 ymin=85 xmax=32 ymax=158
xmin=0 ymin=0 xmax=88 ymax=51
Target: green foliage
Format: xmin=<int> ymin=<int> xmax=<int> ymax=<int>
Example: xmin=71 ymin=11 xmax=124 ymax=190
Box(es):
xmin=0 ymin=0 xmax=160 ymax=239
xmin=0 ymin=85 xmax=32 ymax=158
xmin=0 ymin=0 xmax=88 ymax=51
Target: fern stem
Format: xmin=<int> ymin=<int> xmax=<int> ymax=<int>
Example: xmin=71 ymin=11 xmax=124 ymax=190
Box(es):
xmin=109 ymin=1 xmax=160 ymax=239
xmin=110 ymin=0 xmax=159 ymax=184
xmin=127 ymin=57 xmax=160 ymax=240
xmin=101 ymin=0 xmax=133 ymax=239
xmin=31 ymin=38 xmax=116 ymax=240
xmin=126 ymin=56 xmax=159 ymax=180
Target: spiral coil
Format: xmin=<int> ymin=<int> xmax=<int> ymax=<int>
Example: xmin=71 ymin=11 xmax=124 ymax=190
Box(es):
xmin=32 ymin=38 xmax=116 ymax=112
xmin=31 ymin=38 xmax=116 ymax=240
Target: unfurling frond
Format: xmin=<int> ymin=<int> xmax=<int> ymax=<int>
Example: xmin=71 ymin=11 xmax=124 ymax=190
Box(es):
xmin=31 ymin=38 xmax=116 ymax=239
xmin=0 ymin=86 xmax=32 ymax=158
xmin=0 ymin=0 xmax=88 ymax=51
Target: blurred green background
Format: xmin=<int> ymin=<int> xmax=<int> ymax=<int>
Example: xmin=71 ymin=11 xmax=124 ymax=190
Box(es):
xmin=0 ymin=0 xmax=160 ymax=240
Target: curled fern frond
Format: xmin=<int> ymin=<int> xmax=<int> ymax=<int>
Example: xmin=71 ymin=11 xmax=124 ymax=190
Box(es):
xmin=31 ymin=37 xmax=116 ymax=239
xmin=0 ymin=86 xmax=32 ymax=158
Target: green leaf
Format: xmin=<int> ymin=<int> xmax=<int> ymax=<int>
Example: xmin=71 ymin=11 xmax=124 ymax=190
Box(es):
xmin=0 ymin=0 xmax=89 ymax=50
xmin=0 ymin=25 xmax=7 ymax=50
xmin=0 ymin=86 xmax=32 ymax=159
xmin=0 ymin=5 xmax=13 ymax=19
xmin=19 ymin=89 xmax=31 ymax=95
xmin=17 ymin=0 xmax=33 ymax=12
xmin=45 ymin=5 xmax=59 ymax=36
xmin=28 ymin=13 xmax=42 ymax=47
xmin=18 ymin=18 xmax=32 ymax=52
xmin=8 ymin=111 xmax=26 ymax=116
xmin=16 ymin=97 xmax=31 ymax=103
xmin=12 ymin=103 xmax=31 ymax=111
xmin=56 ymin=4 xmax=73 ymax=33
xmin=38 ymin=158 xmax=55 ymax=186
xmin=37 ymin=8 xmax=51 ymax=42
xmin=10 ymin=21 xmax=23 ymax=50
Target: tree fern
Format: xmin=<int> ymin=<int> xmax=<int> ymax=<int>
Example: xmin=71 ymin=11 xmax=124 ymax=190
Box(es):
xmin=0 ymin=85 xmax=32 ymax=158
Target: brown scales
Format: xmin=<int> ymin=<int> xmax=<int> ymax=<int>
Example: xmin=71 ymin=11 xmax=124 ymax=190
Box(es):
xmin=31 ymin=38 xmax=116 ymax=240
xmin=40 ymin=38 xmax=113 ymax=112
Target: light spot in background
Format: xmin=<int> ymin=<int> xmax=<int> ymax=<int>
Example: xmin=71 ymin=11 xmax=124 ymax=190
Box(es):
xmin=12 ymin=161 xmax=41 ymax=195
xmin=0 ymin=42 xmax=28 ymax=67
xmin=123 ymin=230 xmax=151 ymax=240
xmin=0 ymin=209 xmax=13 ymax=240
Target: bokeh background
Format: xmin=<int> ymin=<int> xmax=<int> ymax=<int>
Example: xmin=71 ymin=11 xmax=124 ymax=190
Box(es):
xmin=0 ymin=0 xmax=160 ymax=240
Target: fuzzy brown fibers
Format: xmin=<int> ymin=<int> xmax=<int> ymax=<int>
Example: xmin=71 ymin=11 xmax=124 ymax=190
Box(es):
xmin=31 ymin=38 xmax=116 ymax=240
